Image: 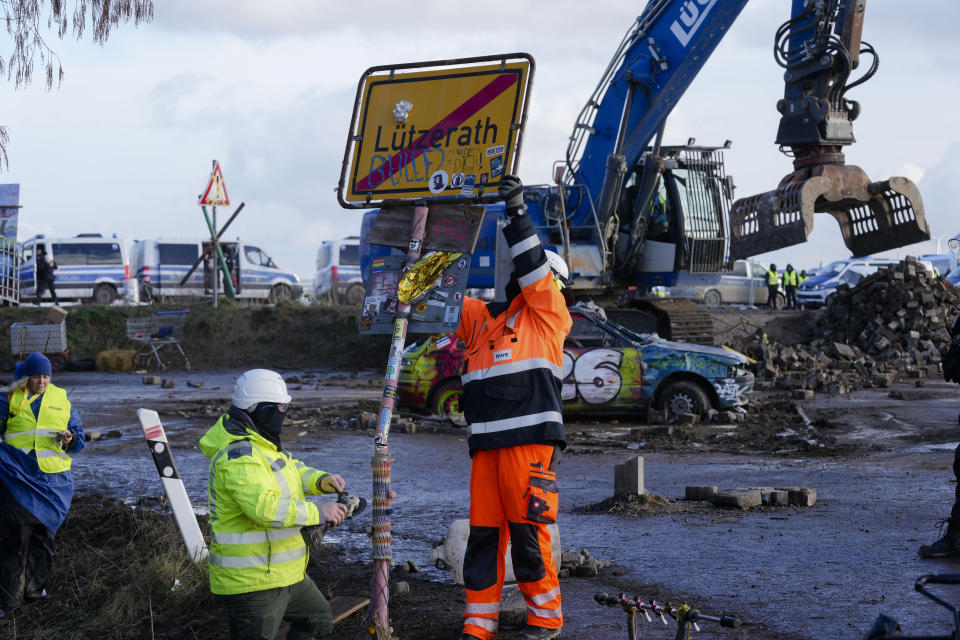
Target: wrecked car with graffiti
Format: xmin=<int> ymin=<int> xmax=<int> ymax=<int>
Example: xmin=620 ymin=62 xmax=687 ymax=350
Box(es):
xmin=397 ymin=304 xmax=754 ymax=420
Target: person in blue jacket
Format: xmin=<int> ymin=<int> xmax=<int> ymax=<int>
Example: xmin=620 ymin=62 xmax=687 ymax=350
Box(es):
xmin=0 ymin=352 xmax=84 ymax=618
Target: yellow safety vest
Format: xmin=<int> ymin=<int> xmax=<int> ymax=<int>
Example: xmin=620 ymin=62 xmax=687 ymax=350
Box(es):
xmin=767 ymin=270 xmax=779 ymax=286
xmin=799 ymin=274 xmax=809 ymax=283
xmin=199 ymin=415 xmax=332 ymax=595
xmin=783 ymin=271 xmax=797 ymax=286
xmin=5 ymin=384 xmax=72 ymax=473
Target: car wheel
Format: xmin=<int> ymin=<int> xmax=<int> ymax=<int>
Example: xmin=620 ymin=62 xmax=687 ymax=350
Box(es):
xmin=826 ymin=292 xmax=837 ymax=306
xmin=773 ymin=292 xmax=786 ymax=310
xmin=48 ymin=355 xmax=65 ymax=371
xmin=703 ymin=289 xmax=722 ymax=306
xmin=431 ymin=380 xmax=465 ymax=425
xmin=269 ymin=284 xmax=292 ymax=304
xmin=93 ymin=284 xmax=116 ymax=305
xmin=345 ymin=283 xmax=365 ymax=306
xmin=660 ymin=380 xmax=711 ymax=418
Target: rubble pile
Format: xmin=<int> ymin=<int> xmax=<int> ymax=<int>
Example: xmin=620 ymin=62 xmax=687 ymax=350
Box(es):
xmin=744 ymin=257 xmax=959 ymax=393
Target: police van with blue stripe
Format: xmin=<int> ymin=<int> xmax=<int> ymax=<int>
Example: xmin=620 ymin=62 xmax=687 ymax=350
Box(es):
xmin=20 ymin=234 xmax=129 ymax=304
xmin=130 ymin=238 xmax=302 ymax=303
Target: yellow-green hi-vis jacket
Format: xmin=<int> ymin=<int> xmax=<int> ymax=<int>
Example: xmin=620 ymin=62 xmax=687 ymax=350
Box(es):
xmin=5 ymin=384 xmax=72 ymax=473
xmin=199 ymin=414 xmax=334 ymax=595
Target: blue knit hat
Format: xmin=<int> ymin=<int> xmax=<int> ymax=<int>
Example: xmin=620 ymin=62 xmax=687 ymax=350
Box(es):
xmin=22 ymin=352 xmax=52 ymax=377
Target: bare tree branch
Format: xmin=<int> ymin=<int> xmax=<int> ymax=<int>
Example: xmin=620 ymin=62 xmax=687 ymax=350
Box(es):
xmin=0 ymin=0 xmax=155 ymax=169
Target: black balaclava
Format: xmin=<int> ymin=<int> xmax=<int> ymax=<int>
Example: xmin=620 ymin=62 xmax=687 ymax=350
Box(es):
xmin=230 ymin=402 xmax=287 ymax=448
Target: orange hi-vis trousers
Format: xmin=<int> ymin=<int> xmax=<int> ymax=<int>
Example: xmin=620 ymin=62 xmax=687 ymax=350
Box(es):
xmin=462 ymin=443 xmax=562 ymax=640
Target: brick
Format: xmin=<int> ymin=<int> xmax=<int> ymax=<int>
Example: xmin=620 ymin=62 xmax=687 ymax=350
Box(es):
xmin=776 ymin=486 xmax=818 ymax=507
xmin=764 ymin=490 xmax=790 ymax=506
xmin=685 ymin=486 xmax=718 ymax=500
xmin=161 ymin=379 xmax=175 ymax=389
xmin=614 ymin=456 xmax=645 ymax=496
xmin=710 ymin=489 xmax=762 ymax=509
xmin=142 ymin=376 xmax=161 ymax=385
xmin=676 ymin=413 xmax=700 ymax=425
xmin=647 ymin=408 xmax=668 ymax=425
xmin=791 ymin=389 xmax=815 ymax=401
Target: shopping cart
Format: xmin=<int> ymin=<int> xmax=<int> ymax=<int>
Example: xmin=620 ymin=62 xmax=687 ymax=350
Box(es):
xmin=126 ymin=310 xmax=191 ymax=370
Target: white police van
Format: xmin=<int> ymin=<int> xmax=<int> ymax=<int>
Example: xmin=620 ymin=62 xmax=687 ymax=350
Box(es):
xmin=314 ymin=236 xmax=363 ymax=304
xmin=130 ymin=238 xmax=302 ymax=303
xmin=797 ymin=257 xmax=898 ymax=308
xmin=19 ymin=234 xmax=129 ymax=304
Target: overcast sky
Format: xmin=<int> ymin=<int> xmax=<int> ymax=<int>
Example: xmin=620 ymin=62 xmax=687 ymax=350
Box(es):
xmin=3 ymin=0 xmax=959 ymax=285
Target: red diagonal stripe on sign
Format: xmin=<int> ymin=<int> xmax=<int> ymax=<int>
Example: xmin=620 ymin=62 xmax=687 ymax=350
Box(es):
xmin=355 ymin=73 xmax=518 ymax=192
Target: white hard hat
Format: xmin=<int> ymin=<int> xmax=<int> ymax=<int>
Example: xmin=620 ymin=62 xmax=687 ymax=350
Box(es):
xmin=232 ymin=369 xmax=291 ymax=411
xmin=544 ymin=250 xmax=569 ymax=286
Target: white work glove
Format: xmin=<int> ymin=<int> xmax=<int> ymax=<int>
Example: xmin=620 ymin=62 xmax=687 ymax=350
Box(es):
xmin=320 ymin=502 xmax=348 ymax=526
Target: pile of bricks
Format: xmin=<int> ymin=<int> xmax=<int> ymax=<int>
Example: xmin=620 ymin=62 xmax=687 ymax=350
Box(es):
xmin=685 ymin=485 xmax=817 ymax=509
xmin=744 ymin=257 xmax=959 ymax=393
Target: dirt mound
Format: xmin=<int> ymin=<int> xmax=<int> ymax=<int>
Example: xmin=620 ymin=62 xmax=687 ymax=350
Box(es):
xmin=575 ymin=492 xmax=690 ymax=516
xmin=0 ymin=303 xmax=391 ymax=372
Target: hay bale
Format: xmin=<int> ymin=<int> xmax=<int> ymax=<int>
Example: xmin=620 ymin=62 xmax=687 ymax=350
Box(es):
xmin=96 ymin=349 xmax=136 ymax=372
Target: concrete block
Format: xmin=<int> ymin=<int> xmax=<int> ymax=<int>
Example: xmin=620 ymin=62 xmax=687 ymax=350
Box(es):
xmin=710 ymin=489 xmax=762 ymax=510
xmin=791 ymin=389 xmax=815 ymax=401
xmin=676 ymin=413 xmax=700 ymax=425
xmin=685 ymin=486 xmax=718 ymax=501
xmin=873 ymin=373 xmax=894 ymax=388
xmin=142 ymin=376 xmax=161 ymax=385
xmin=776 ymin=486 xmax=818 ymax=507
xmin=614 ymin=456 xmax=645 ymax=496
xmin=763 ymin=490 xmax=789 ymax=506
xmin=647 ymin=408 xmax=668 ymax=425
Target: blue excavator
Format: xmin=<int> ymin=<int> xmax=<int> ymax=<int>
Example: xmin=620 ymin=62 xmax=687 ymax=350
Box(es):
xmin=359 ymin=0 xmax=928 ymax=343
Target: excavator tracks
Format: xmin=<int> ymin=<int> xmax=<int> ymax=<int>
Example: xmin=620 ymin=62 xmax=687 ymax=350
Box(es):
xmin=605 ymin=298 xmax=716 ymax=346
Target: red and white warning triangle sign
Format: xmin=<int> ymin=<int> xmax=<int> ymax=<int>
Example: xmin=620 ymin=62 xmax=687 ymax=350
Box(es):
xmin=199 ymin=161 xmax=230 ymax=206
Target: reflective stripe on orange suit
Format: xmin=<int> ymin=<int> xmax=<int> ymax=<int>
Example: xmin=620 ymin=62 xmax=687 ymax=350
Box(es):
xmin=454 ymin=214 xmax=570 ymax=639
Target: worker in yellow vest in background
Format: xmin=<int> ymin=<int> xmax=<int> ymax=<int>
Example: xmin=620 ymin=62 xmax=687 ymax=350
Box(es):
xmin=766 ymin=263 xmax=780 ymax=309
xmin=0 ymin=352 xmax=85 ymax=619
xmin=782 ymin=264 xmax=799 ymax=310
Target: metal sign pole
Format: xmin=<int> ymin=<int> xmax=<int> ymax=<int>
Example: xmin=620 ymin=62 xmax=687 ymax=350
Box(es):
xmin=200 ymin=205 xmax=236 ymax=299
xmin=368 ymin=202 xmax=428 ymax=637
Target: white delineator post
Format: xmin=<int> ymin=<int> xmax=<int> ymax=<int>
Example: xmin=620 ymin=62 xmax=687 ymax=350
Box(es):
xmin=368 ymin=203 xmax=428 ymax=637
xmin=137 ymin=408 xmax=208 ymax=562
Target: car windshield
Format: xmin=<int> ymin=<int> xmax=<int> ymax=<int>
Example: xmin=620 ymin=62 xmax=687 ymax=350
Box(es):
xmin=948 ymin=264 xmax=960 ymax=280
xmin=818 ymin=260 xmax=848 ymax=278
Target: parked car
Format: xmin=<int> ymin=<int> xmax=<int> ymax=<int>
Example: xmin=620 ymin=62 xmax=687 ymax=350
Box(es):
xmin=19 ymin=233 xmax=129 ymax=304
xmin=670 ymin=260 xmax=784 ymax=308
xmin=315 ymin=236 xmax=364 ymax=304
xmin=946 ymin=264 xmax=960 ymax=288
xmin=130 ymin=238 xmax=302 ymax=303
xmin=797 ymin=257 xmax=897 ymax=309
xmin=397 ymin=304 xmax=754 ymax=420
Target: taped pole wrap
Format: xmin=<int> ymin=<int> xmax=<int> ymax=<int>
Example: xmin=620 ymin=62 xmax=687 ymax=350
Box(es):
xmin=365 ymin=202 xmax=428 ymax=639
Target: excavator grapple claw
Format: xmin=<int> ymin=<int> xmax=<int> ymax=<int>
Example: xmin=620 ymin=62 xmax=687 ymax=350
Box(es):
xmin=729 ymin=165 xmax=929 ymax=261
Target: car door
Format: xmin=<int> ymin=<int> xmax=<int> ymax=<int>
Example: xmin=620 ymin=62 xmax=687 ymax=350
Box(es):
xmin=748 ymin=261 xmax=768 ymax=304
xmin=561 ymin=312 xmax=642 ymax=413
xmin=19 ymin=239 xmax=36 ymax=295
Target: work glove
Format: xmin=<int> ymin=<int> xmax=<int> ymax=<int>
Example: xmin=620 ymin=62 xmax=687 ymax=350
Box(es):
xmin=318 ymin=473 xmax=346 ymax=494
xmin=499 ymin=174 xmax=525 ymax=217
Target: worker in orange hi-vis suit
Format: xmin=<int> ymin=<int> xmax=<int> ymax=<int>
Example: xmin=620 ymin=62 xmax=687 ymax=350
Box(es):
xmin=453 ymin=174 xmax=572 ymax=640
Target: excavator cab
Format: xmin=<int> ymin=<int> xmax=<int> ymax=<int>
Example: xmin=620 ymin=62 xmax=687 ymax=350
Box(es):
xmin=612 ymin=144 xmax=733 ymax=289
xmin=728 ymin=0 xmax=928 ymax=260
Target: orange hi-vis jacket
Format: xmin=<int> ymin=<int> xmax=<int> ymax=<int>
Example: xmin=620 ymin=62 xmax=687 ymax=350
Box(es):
xmin=455 ymin=214 xmax=572 ymax=453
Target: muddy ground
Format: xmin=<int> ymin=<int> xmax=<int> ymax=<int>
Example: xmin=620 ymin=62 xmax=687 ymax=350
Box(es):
xmin=3 ymin=303 xmax=960 ymax=640
xmin=2 ymin=362 xmax=959 ymax=640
